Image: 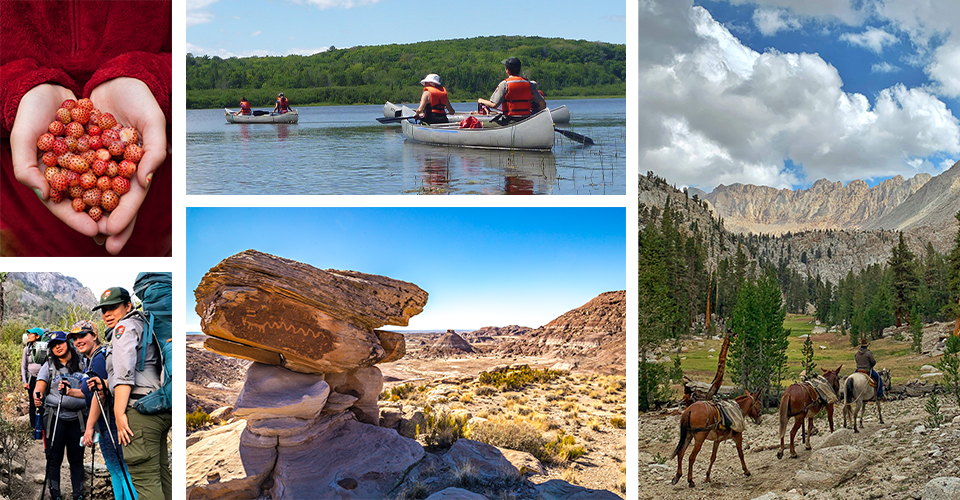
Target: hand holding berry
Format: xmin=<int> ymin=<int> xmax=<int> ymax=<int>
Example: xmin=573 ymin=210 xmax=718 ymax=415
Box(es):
xmin=90 ymin=78 xmax=166 ymax=254
xmin=10 ymin=84 xmax=100 ymax=239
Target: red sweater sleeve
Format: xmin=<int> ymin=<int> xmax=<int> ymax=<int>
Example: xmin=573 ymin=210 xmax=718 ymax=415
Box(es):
xmin=0 ymin=59 xmax=81 ymax=136
xmin=84 ymin=52 xmax=172 ymax=124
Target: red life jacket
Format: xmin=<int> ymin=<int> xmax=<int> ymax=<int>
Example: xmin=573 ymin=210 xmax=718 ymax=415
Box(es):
xmin=277 ymin=96 xmax=289 ymax=112
xmin=503 ymin=76 xmax=533 ymax=116
xmin=239 ymin=100 xmax=251 ymax=115
xmin=424 ymin=86 xmax=448 ymax=116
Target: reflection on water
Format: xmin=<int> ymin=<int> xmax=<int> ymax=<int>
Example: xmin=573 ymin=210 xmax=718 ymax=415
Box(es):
xmin=186 ymin=99 xmax=624 ymax=195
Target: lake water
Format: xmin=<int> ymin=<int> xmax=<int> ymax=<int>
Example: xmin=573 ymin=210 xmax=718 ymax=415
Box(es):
xmin=185 ymin=98 xmax=625 ymax=195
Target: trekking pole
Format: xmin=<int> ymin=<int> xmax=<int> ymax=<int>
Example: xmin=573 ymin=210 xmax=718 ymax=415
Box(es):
xmin=36 ymin=392 xmax=48 ymax=500
xmin=40 ymin=381 xmax=67 ymax=500
xmin=92 ymin=384 xmax=137 ymax=499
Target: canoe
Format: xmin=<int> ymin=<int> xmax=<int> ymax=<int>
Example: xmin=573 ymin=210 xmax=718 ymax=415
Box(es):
xmin=401 ymin=140 xmax=557 ymax=194
xmin=400 ymin=108 xmax=555 ymax=151
xmin=383 ymin=102 xmax=570 ymax=124
xmin=224 ymin=108 xmax=299 ymax=124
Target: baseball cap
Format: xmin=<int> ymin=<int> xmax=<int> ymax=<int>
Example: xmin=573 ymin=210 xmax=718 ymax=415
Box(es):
xmin=47 ymin=331 xmax=68 ymax=345
xmin=92 ymin=287 xmax=131 ymax=311
xmin=68 ymin=320 xmax=96 ymax=339
xmin=502 ymin=57 xmax=522 ymax=71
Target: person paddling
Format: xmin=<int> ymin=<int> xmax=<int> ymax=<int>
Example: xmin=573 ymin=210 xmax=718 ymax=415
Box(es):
xmin=414 ymin=74 xmax=456 ymax=124
xmin=234 ymin=97 xmax=251 ymax=116
xmin=855 ymin=337 xmax=884 ymax=400
xmin=273 ymin=92 xmax=291 ymax=114
xmin=477 ymin=57 xmax=546 ymax=125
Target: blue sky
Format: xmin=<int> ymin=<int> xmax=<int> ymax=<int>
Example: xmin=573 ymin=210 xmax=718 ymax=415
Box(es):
xmin=187 ymin=0 xmax=626 ymax=58
xmin=185 ymin=208 xmax=626 ymax=332
xmin=639 ymin=0 xmax=960 ymax=191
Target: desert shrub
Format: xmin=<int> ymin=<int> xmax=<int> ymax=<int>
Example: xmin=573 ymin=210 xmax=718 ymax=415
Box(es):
xmin=610 ymin=416 xmax=626 ymax=429
xmin=380 ymin=382 xmax=416 ymax=401
xmin=469 ymin=419 xmax=545 ymax=457
xmin=544 ymin=391 xmax=564 ymax=402
xmin=560 ymin=466 xmax=579 ymax=484
xmin=396 ymin=482 xmax=430 ymax=500
xmin=588 ymin=417 xmax=601 ymax=431
xmin=186 ymin=407 xmax=211 ymax=431
xmin=419 ymin=406 xmax=468 ymax=448
xmin=561 ymin=402 xmax=578 ymax=412
xmin=475 ymin=386 xmax=497 ymax=397
xmin=543 ymin=430 xmax=586 ymax=464
xmin=460 ymin=392 xmax=474 ymax=404
xmin=477 ymin=366 xmax=562 ymax=391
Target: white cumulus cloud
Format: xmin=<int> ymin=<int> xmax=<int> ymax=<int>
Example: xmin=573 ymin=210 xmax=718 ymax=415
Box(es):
xmin=186 ymin=0 xmax=219 ymax=27
xmin=871 ymin=62 xmax=899 ymax=73
xmin=753 ymin=7 xmax=802 ymax=36
xmin=839 ymin=27 xmax=899 ymax=54
xmin=638 ymin=0 xmax=960 ymax=191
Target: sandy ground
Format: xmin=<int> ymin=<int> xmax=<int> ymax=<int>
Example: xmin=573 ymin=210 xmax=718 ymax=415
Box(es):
xmin=639 ymin=396 xmax=960 ymax=500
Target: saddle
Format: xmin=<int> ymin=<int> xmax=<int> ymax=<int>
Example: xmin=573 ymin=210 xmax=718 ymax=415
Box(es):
xmin=708 ymin=400 xmax=745 ymax=433
xmin=805 ymin=376 xmax=839 ymax=405
xmin=856 ymin=369 xmax=876 ymax=387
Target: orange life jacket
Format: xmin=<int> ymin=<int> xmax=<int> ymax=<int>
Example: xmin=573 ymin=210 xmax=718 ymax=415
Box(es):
xmin=503 ymin=76 xmax=533 ymax=116
xmin=424 ymin=86 xmax=448 ymax=116
xmin=277 ymin=96 xmax=289 ymax=111
xmin=239 ymin=100 xmax=251 ymax=115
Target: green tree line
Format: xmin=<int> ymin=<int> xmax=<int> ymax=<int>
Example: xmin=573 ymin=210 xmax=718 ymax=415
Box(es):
xmin=186 ymin=36 xmax=626 ymax=109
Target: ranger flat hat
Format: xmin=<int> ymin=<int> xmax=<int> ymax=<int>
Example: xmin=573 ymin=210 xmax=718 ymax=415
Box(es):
xmin=92 ymin=287 xmax=130 ymax=311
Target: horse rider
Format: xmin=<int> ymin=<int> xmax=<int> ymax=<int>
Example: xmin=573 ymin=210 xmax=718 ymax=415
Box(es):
xmin=855 ymin=337 xmax=883 ymax=400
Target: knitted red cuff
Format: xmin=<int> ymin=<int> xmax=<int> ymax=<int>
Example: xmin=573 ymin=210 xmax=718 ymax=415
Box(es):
xmin=1 ymin=59 xmax=81 ymax=136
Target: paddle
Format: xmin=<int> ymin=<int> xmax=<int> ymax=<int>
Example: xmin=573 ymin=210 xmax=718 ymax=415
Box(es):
xmin=377 ymin=115 xmax=419 ymax=124
xmin=554 ymin=127 xmax=594 ymax=145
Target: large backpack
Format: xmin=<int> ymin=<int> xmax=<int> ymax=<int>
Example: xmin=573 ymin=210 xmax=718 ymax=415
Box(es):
xmin=30 ymin=329 xmax=54 ymax=365
xmin=131 ymin=272 xmax=172 ymax=415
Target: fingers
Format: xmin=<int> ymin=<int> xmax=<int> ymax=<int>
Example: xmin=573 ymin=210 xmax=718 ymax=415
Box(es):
xmin=105 ymin=214 xmax=138 ymax=255
xmin=137 ymin=118 xmax=166 ymax=189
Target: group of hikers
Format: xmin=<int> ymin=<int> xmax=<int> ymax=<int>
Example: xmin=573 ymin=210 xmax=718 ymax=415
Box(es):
xmin=21 ymin=274 xmax=171 ymax=500
xmin=233 ymin=56 xmax=547 ymax=125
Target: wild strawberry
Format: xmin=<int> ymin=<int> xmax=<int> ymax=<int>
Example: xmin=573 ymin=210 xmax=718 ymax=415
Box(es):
xmin=63 ymin=170 xmax=80 ymax=187
xmin=105 ymin=161 xmax=119 ymax=178
xmin=65 ymin=122 xmax=84 ymax=139
xmin=71 ymin=197 xmax=86 ymax=212
xmin=49 ymin=121 xmax=65 ymax=136
xmin=44 ymin=167 xmax=60 ymax=182
xmin=80 ymin=172 xmax=97 ymax=189
xmin=70 ymin=107 xmax=90 ymax=125
xmin=88 ymin=206 xmax=102 ymax=222
xmin=107 ymin=141 xmax=125 ymax=158
xmin=65 ymin=155 xmax=89 ymax=173
xmin=91 ymin=159 xmax=108 ymax=176
xmin=61 ymin=99 xmax=76 ymax=110
xmin=111 ymin=176 xmax=131 ymax=195
xmin=95 ymin=149 xmax=111 ymax=161
xmin=101 ymin=128 xmax=120 ymax=144
xmin=49 ymin=189 xmax=64 ymax=203
xmin=76 ymin=98 xmax=93 ymax=111
xmin=76 ymin=136 xmax=91 ymax=152
xmin=87 ymin=124 xmax=102 ymax=137
xmin=80 ymin=150 xmax=97 ymax=164
xmin=119 ymin=127 xmax=139 ymax=146
xmin=37 ymin=133 xmax=55 ymax=151
xmin=123 ymin=144 xmax=144 ymax=163
xmin=64 ymin=136 xmax=78 ymax=152
xmin=49 ymin=172 xmax=68 ymax=192
xmin=57 ymin=153 xmax=73 ymax=169
xmin=41 ymin=152 xmax=58 ymax=168
xmin=68 ymin=185 xmax=84 ymax=199
xmin=97 ymin=176 xmax=112 ymax=191
xmin=97 ymin=113 xmax=117 ymax=130
xmin=100 ymin=190 xmax=119 ymax=212
xmin=118 ymin=160 xmax=137 ymax=178
xmin=56 ymin=108 xmax=72 ymax=124
xmin=88 ymin=108 xmax=101 ymax=124
xmin=88 ymin=135 xmax=102 ymax=150
xmin=52 ymin=139 xmax=68 ymax=156
xmin=83 ymin=188 xmax=102 ymax=207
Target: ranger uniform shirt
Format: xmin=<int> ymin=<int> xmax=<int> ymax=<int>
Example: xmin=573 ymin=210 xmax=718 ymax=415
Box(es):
xmin=107 ymin=310 xmax=162 ymax=404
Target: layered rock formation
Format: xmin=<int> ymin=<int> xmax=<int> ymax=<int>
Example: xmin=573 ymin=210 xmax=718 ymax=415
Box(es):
xmin=420 ymin=330 xmax=475 ymax=358
xmin=498 ymin=291 xmax=626 ymax=374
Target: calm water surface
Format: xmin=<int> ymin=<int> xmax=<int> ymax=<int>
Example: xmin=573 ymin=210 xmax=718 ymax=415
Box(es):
xmin=186 ymin=98 xmax=625 ymax=195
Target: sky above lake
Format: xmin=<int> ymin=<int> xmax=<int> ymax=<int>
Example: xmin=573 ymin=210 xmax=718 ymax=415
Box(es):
xmin=185 ymin=208 xmax=626 ymax=332
xmin=186 ymin=0 xmax=626 ymax=58
xmin=639 ymin=0 xmax=960 ymax=191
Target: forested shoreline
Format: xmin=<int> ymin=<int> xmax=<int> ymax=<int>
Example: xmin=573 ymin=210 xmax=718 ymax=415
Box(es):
xmin=186 ymin=36 xmax=626 ymax=109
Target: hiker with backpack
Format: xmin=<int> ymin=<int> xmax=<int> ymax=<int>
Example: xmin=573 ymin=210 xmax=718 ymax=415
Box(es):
xmin=95 ymin=278 xmax=171 ymax=500
xmin=70 ymin=320 xmax=137 ymax=500
xmin=22 ymin=326 xmax=48 ymax=430
xmin=33 ymin=331 xmax=89 ymax=500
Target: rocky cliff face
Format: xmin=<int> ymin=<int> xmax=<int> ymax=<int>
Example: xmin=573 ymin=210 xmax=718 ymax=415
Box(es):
xmin=3 ymin=272 xmax=97 ymax=318
xmin=498 ymin=291 xmax=625 ymax=374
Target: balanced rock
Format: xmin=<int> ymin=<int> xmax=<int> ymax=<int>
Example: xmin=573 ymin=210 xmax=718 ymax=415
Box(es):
xmin=324 ymin=366 xmax=383 ymax=425
xmin=195 ymin=250 xmax=427 ymax=374
xmin=234 ymin=363 xmax=329 ymax=421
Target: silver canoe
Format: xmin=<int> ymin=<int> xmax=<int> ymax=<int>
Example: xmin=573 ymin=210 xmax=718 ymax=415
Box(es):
xmin=224 ymin=108 xmax=299 ymax=124
xmin=383 ymin=101 xmax=570 ymax=124
xmin=400 ymin=108 xmax=555 ymax=151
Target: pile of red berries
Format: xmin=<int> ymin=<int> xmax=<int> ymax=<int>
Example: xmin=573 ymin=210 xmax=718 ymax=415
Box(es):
xmin=36 ymin=98 xmax=143 ymax=222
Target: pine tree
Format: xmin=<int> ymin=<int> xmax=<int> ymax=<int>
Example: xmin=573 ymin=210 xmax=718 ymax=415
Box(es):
xmin=911 ymin=306 xmax=924 ymax=354
xmin=802 ymin=333 xmax=817 ymax=380
xmin=938 ymin=335 xmax=960 ymax=407
xmin=638 ymin=223 xmax=675 ymax=412
xmin=946 ymin=211 xmax=960 ymax=337
xmin=888 ymin=232 xmax=920 ymax=327
xmin=729 ymin=268 xmax=789 ymax=401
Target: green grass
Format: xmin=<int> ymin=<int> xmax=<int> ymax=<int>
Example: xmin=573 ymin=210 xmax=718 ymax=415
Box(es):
xmin=670 ymin=314 xmax=932 ymax=388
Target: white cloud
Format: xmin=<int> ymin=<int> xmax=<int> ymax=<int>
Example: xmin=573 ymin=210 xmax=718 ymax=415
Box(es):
xmin=638 ymin=1 xmax=960 ymax=191
xmin=839 ymin=27 xmax=899 ymax=54
xmin=753 ymin=7 xmax=802 ymax=36
xmin=871 ymin=62 xmax=899 ymax=73
xmin=184 ymin=42 xmax=329 ymax=58
xmin=251 ymin=30 xmax=262 ymax=36
xmin=288 ymin=0 xmax=382 ymax=9
xmin=186 ymin=0 xmax=219 ymax=27
xmin=927 ymin=39 xmax=960 ymax=98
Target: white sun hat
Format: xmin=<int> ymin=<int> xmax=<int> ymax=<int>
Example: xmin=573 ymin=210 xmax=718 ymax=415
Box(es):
xmin=420 ymin=74 xmax=442 ymax=86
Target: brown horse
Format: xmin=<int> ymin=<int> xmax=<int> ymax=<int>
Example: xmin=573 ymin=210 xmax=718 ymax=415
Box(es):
xmin=671 ymin=389 xmax=762 ymax=488
xmin=776 ymin=366 xmax=842 ymax=459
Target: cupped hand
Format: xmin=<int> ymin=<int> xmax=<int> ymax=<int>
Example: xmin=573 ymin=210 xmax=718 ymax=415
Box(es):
xmin=10 ymin=84 xmax=99 ymax=238
xmin=90 ymin=77 xmax=167 ymax=253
